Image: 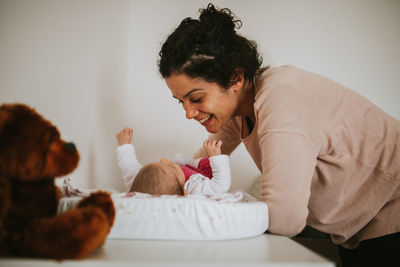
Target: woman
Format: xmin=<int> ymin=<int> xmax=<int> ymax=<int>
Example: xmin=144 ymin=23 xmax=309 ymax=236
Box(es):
xmin=158 ymin=4 xmax=400 ymax=266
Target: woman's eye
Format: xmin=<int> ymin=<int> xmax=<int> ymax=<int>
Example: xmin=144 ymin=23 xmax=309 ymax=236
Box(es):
xmin=191 ymin=98 xmax=202 ymax=103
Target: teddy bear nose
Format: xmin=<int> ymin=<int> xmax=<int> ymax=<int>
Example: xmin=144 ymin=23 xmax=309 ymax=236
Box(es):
xmin=65 ymin=142 xmax=76 ymax=153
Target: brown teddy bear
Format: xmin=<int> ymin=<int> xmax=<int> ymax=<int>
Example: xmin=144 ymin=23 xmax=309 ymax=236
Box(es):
xmin=0 ymin=103 xmax=115 ymax=259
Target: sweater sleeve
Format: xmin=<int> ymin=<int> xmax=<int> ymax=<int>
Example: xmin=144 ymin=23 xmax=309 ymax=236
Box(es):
xmin=184 ymin=155 xmax=231 ymax=194
xmin=116 ymin=144 xmax=143 ymax=190
xmin=252 ymin=69 xmax=321 ymax=237
xmin=259 ymin=130 xmax=318 ymax=237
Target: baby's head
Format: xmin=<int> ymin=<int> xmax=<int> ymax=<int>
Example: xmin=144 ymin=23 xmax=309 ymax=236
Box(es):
xmin=130 ymin=158 xmax=186 ymax=195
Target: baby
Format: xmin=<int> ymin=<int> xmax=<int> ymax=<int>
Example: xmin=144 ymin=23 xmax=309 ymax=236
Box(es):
xmin=115 ymin=127 xmax=231 ymax=195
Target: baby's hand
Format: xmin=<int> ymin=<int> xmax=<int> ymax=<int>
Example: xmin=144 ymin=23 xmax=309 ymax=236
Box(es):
xmin=116 ymin=127 xmax=133 ymax=146
xmin=203 ymin=139 xmax=222 ymax=157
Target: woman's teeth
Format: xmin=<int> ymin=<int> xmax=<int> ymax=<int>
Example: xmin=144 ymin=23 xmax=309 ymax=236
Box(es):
xmin=199 ymin=114 xmax=211 ymax=124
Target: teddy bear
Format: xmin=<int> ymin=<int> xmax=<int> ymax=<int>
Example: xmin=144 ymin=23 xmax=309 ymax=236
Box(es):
xmin=0 ymin=103 xmax=115 ymax=259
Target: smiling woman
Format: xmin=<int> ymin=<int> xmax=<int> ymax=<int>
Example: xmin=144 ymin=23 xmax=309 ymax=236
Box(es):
xmin=158 ymin=3 xmax=400 ymax=267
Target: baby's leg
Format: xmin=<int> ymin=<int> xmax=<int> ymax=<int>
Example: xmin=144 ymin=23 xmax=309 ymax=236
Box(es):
xmin=203 ymin=140 xmax=222 ymax=157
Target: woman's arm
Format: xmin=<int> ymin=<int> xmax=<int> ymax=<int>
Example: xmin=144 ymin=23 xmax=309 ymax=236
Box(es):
xmin=258 ymin=130 xmax=318 ymax=237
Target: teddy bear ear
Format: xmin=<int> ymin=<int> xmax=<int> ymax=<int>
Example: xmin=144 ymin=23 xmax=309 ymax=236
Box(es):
xmin=0 ymin=109 xmax=11 ymax=133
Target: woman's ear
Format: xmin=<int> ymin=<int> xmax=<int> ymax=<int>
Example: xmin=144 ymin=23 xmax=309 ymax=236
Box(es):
xmin=230 ymin=69 xmax=244 ymax=93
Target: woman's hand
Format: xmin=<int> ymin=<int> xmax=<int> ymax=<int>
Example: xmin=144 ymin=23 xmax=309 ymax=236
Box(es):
xmin=116 ymin=127 xmax=133 ymax=146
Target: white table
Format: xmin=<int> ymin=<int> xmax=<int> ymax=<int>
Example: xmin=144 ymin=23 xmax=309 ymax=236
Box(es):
xmin=0 ymin=234 xmax=334 ymax=266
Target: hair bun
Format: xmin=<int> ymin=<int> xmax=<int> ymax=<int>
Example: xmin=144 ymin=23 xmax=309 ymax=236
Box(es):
xmin=199 ymin=3 xmax=241 ymax=34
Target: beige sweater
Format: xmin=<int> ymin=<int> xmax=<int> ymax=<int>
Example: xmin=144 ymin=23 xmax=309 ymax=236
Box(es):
xmin=200 ymin=65 xmax=400 ymax=248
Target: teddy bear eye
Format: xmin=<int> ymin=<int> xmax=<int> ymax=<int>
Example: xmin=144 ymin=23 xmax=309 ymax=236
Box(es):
xmin=47 ymin=133 xmax=54 ymax=144
xmin=47 ymin=128 xmax=60 ymax=144
xmin=47 ymin=131 xmax=57 ymax=145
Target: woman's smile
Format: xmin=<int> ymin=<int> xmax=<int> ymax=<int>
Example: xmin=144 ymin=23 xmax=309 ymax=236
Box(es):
xmin=199 ymin=114 xmax=212 ymax=125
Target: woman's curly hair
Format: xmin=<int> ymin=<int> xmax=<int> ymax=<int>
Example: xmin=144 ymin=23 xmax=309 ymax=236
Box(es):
xmin=158 ymin=3 xmax=263 ymax=89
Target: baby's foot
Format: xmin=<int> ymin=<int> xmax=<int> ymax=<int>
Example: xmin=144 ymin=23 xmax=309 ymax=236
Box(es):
xmin=203 ymin=139 xmax=222 ymax=157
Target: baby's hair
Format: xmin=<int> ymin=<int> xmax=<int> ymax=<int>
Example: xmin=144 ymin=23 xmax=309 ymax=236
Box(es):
xmin=130 ymin=163 xmax=184 ymax=195
xmin=158 ymin=3 xmax=263 ymax=89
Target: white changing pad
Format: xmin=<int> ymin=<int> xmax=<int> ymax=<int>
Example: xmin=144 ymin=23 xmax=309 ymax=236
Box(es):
xmin=58 ymin=181 xmax=268 ymax=241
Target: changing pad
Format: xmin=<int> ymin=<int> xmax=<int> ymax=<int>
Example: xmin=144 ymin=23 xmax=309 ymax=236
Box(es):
xmin=58 ymin=180 xmax=269 ymax=241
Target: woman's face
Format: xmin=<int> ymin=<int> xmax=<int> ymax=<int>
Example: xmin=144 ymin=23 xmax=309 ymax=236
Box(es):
xmin=165 ymin=74 xmax=241 ymax=133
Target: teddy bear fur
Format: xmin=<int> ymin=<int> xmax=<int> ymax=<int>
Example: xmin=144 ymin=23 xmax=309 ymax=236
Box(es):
xmin=0 ymin=103 xmax=115 ymax=259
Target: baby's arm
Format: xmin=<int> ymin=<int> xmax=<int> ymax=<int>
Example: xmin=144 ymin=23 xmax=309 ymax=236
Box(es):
xmin=176 ymin=139 xmax=222 ymax=168
xmin=184 ymin=154 xmax=231 ymax=195
xmin=115 ymin=127 xmax=143 ymax=190
xmin=201 ymin=140 xmax=231 ymax=192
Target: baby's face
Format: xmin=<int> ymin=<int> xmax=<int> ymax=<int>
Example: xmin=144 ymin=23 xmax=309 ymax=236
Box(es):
xmin=158 ymin=158 xmax=186 ymax=189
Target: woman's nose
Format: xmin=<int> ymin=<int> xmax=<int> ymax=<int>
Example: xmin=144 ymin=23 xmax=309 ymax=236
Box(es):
xmin=183 ymin=103 xmax=198 ymax=119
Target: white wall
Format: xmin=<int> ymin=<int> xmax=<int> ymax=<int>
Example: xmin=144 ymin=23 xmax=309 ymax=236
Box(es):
xmin=1 ymin=0 xmax=399 ymax=192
